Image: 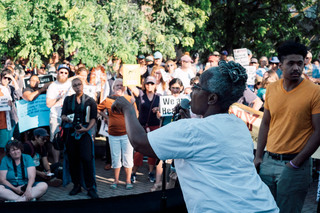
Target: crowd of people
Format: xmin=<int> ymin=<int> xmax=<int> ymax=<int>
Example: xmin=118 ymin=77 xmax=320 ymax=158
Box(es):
xmin=0 ymin=42 xmax=319 ymax=212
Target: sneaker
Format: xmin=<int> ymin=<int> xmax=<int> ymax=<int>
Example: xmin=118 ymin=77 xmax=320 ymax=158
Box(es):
xmin=148 ymin=172 xmax=155 ymax=183
xmin=69 ymin=185 xmax=81 ymax=196
xmin=126 ymin=183 xmax=133 ymax=190
xmin=131 ymin=173 xmax=136 ymax=183
xmin=87 ymin=188 xmax=99 ymax=199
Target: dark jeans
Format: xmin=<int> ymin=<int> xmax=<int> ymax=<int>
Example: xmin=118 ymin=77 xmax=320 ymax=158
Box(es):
xmin=66 ymin=131 xmax=95 ymax=189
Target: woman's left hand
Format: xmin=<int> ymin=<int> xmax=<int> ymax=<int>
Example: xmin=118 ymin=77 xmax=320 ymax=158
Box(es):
xmin=152 ymin=107 xmax=159 ymax=113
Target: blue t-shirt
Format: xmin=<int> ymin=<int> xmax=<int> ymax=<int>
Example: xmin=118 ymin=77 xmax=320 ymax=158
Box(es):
xmin=0 ymin=154 xmax=35 ymax=186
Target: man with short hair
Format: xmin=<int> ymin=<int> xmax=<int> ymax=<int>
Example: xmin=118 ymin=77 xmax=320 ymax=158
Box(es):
xmin=46 ymin=64 xmax=74 ymax=163
xmin=254 ymin=41 xmax=320 ymax=213
xmin=61 ymin=78 xmax=98 ymax=199
xmin=22 ymin=75 xmax=51 ymax=101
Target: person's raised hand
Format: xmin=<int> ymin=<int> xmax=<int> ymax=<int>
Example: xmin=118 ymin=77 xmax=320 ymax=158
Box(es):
xmin=111 ymin=96 xmax=131 ymax=114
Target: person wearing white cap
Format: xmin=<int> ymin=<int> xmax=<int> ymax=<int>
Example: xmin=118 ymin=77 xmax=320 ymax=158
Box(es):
xmin=172 ymin=55 xmax=195 ymax=89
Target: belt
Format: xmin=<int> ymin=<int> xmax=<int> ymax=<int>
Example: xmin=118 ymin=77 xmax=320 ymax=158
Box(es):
xmin=267 ymin=151 xmax=298 ymax=161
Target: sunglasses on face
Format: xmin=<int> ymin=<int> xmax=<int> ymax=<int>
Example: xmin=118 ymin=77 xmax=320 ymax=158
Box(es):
xmin=146 ymin=82 xmax=155 ymax=85
xmin=171 ymin=87 xmax=180 ymax=90
xmin=59 ymin=71 xmax=68 ymax=75
xmin=3 ymin=76 xmax=12 ymax=82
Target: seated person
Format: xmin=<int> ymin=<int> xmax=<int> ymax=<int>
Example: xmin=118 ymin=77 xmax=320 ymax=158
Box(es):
xmin=23 ymin=128 xmax=62 ymax=187
xmin=0 ymin=140 xmax=48 ymax=202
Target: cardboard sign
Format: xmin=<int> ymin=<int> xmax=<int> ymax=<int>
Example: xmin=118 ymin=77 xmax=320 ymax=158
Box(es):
xmin=16 ymin=94 xmax=50 ymax=133
xmin=0 ymin=97 xmax=10 ymax=111
xmin=233 ymin=48 xmax=249 ymax=66
xmin=122 ymin=64 xmax=141 ymax=87
xmin=159 ymin=96 xmax=182 ymax=117
xmin=23 ymin=74 xmax=55 ymax=89
xmin=243 ymin=66 xmax=257 ymax=85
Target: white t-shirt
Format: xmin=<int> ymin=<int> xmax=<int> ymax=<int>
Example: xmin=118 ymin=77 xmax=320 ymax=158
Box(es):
xmin=148 ymin=114 xmax=279 ymax=213
xmin=172 ymin=68 xmax=195 ymax=88
xmin=46 ymin=80 xmax=74 ymax=118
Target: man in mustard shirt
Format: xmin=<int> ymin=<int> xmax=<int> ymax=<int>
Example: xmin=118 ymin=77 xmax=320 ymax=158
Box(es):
xmin=254 ymin=41 xmax=320 ymax=213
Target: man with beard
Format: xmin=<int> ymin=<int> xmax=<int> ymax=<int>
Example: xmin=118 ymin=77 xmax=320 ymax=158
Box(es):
xmin=46 ymin=64 xmax=74 ymax=163
xmin=22 ymin=75 xmax=51 ymax=101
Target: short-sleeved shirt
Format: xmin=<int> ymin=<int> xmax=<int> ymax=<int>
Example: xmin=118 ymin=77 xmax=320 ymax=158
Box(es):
xmin=97 ymin=95 xmax=136 ymax=136
xmin=0 ymin=154 xmax=35 ymax=186
xmin=265 ymin=79 xmax=320 ymax=154
xmin=62 ymin=94 xmax=97 ymax=126
xmin=46 ymin=80 xmax=74 ymax=118
xmin=172 ymin=68 xmax=195 ymax=88
xmin=23 ymin=141 xmax=47 ymax=168
xmin=148 ymin=114 xmax=278 ymax=213
xmin=137 ymin=90 xmax=160 ymax=127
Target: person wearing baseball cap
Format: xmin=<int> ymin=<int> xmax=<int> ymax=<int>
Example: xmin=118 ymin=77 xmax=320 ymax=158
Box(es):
xmin=22 ymin=128 xmax=63 ymax=187
xmin=145 ymin=51 xmax=165 ymax=79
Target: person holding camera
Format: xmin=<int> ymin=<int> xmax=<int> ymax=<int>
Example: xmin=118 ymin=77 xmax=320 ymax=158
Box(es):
xmin=61 ymin=78 xmax=98 ymax=199
xmin=0 ymin=140 xmax=48 ymax=202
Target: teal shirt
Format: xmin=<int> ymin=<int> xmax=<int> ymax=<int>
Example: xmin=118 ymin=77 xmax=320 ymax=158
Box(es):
xmin=0 ymin=154 xmax=35 ymax=186
xmin=257 ymin=88 xmax=266 ymax=100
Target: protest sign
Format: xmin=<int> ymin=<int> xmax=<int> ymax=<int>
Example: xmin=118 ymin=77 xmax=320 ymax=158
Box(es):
xmin=23 ymin=74 xmax=55 ymax=89
xmin=122 ymin=64 xmax=141 ymax=87
xmin=16 ymin=94 xmax=50 ymax=133
xmin=243 ymin=66 xmax=257 ymax=86
xmin=0 ymin=97 xmax=10 ymax=111
xmin=233 ymin=48 xmax=249 ymax=66
xmin=229 ymin=103 xmax=320 ymax=159
xmin=159 ymin=96 xmax=182 ymax=117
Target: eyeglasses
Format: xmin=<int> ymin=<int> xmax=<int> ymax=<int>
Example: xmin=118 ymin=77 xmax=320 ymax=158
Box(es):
xmin=167 ymin=64 xmax=174 ymax=67
xmin=40 ymin=67 xmax=46 ymax=69
xmin=181 ymin=61 xmax=190 ymax=63
xmin=191 ymin=83 xmax=211 ymax=93
xmin=59 ymin=71 xmax=68 ymax=75
xmin=146 ymin=82 xmax=155 ymax=85
xmin=170 ymin=87 xmax=180 ymax=90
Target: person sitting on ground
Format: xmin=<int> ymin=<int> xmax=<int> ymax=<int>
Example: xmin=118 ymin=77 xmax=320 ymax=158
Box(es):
xmin=23 ymin=128 xmax=62 ymax=187
xmin=0 ymin=140 xmax=48 ymax=202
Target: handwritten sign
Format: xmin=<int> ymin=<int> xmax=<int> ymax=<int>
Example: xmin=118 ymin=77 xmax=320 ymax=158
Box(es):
xmin=16 ymin=94 xmax=50 ymax=133
xmin=233 ymin=48 xmax=249 ymax=66
xmin=23 ymin=74 xmax=55 ymax=89
xmin=122 ymin=64 xmax=141 ymax=87
xmin=159 ymin=96 xmax=182 ymax=117
xmin=243 ymin=66 xmax=257 ymax=85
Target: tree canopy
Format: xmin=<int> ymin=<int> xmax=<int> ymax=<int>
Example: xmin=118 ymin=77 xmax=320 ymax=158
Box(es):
xmin=0 ymin=0 xmax=319 ymax=67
